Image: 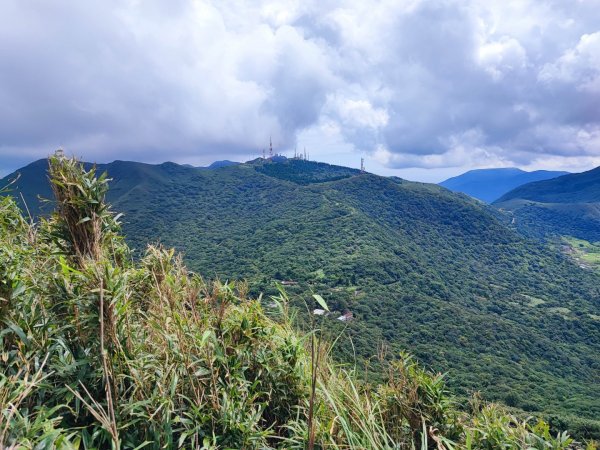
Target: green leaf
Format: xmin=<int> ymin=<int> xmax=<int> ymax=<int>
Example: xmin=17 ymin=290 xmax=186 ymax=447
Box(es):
xmin=312 ymin=294 xmax=329 ymax=312
xmin=194 ymin=367 xmax=211 ymax=377
xmin=11 ymin=282 xmax=26 ymax=298
xmin=7 ymin=321 xmax=29 ymax=346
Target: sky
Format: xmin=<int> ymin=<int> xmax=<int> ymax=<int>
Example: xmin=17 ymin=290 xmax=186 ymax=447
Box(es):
xmin=1 ymin=0 xmax=600 ymax=182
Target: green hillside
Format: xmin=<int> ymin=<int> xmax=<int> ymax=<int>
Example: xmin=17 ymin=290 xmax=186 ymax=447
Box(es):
xmin=497 ymin=168 xmax=600 ymax=204
xmin=562 ymin=236 xmax=600 ymax=273
xmin=2 ymin=155 xmax=584 ymax=448
xmin=495 ymin=168 xmax=600 ymax=241
xmin=3 ymin=157 xmax=600 ymax=435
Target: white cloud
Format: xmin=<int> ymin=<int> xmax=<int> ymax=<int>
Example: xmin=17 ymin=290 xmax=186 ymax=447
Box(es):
xmin=478 ymin=36 xmax=527 ymax=80
xmin=334 ymin=98 xmax=388 ymax=129
xmin=374 ymin=128 xmax=509 ymax=169
xmin=1 ymin=0 xmax=600 ymax=177
xmin=539 ymin=31 xmax=600 ymax=93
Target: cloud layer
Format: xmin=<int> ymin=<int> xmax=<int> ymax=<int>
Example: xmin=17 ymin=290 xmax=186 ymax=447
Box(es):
xmin=1 ymin=0 xmax=600 ymax=176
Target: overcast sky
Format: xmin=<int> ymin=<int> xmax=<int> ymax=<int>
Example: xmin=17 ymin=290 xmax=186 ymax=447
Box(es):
xmin=1 ymin=0 xmax=600 ymax=181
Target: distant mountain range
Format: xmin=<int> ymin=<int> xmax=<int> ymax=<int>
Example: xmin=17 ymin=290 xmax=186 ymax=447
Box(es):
xmin=205 ymin=160 xmax=240 ymax=169
xmin=2 ymin=156 xmax=600 ymax=428
xmin=182 ymin=160 xmax=241 ymax=169
xmin=0 ymin=158 xmax=242 ymax=217
xmin=495 ymin=167 xmax=600 ymax=241
xmin=439 ymin=168 xmax=569 ymax=203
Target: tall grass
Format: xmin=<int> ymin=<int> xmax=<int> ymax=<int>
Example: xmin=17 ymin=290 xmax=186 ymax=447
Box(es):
xmin=0 ymin=153 xmax=591 ymax=449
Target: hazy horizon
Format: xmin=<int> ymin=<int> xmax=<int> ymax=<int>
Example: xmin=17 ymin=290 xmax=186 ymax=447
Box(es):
xmin=0 ymin=150 xmax=584 ymax=185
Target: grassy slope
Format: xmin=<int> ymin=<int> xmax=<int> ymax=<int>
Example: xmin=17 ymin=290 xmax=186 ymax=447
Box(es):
xmin=3 ymin=158 xmax=600 ymax=425
xmin=561 ymin=236 xmax=600 ymax=272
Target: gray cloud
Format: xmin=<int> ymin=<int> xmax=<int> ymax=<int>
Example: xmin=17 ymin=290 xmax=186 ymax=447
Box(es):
xmin=1 ymin=0 xmax=600 ymax=176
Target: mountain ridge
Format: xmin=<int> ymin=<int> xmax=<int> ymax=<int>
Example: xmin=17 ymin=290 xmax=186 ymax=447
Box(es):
xmin=494 ymin=166 xmax=600 ymax=241
xmin=2 ymin=156 xmax=600 ymax=426
xmin=496 ymin=166 xmax=600 ymax=203
xmin=440 ymin=167 xmax=569 ymax=203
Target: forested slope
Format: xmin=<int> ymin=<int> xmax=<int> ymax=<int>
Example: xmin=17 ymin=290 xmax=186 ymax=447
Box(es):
xmin=1 ymin=155 xmax=585 ymax=448
xmin=495 ymin=167 xmax=600 ymax=241
xmin=3 ymin=157 xmax=600 ymax=433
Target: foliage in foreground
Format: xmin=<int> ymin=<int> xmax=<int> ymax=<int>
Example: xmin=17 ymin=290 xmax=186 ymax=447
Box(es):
xmin=0 ymin=155 xmax=594 ymax=449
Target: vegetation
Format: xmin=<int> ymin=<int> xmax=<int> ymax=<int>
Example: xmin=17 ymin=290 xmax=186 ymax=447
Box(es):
xmin=494 ymin=167 xmax=600 ymax=241
xmin=3 ymin=157 xmax=600 ymax=439
xmin=559 ymin=237 xmax=600 ymax=272
xmin=255 ymin=158 xmax=360 ymax=185
xmin=3 ymin=154 xmax=597 ymax=449
xmin=495 ymin=200 xmax=600 ymax=242
xmin=496 ymin=168 xmax=600 ymax=204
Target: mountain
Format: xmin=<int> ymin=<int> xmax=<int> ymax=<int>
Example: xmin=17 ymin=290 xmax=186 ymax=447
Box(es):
xmin=495 ymin=167 xmax=600 ymax=241
xmin=0 ymin=158 xmax=185 ymax=217
xmin=440 ymin=168 xmax=569 ymax=203
xmin=3 ymin=157 xmax=600 ymax=431
xmin=2 ymin=155 xmax=583 ymax=447
xmin=206 ymin=159 xmax=240 ymax=169
xmin=166 ymin=160 xmax=241 ymax=169
xmin=497 ymin=167 xmax=600 ymax=203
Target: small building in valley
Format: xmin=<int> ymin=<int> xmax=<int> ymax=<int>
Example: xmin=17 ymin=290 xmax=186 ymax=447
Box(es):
xmin=337 ymin=311 xmax=354 ymax=322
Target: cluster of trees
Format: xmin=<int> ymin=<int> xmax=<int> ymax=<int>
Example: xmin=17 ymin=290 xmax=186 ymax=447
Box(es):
xmin=255 ymin=159 xmax=360 ymax=185
xmin=501 ymin=202 xmax=600 ymax=242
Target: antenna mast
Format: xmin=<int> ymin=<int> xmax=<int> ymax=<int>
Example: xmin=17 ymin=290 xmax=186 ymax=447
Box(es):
xmin=360 ymin=158 xmax=365 ymax=173
xmin=269 ymin=136 xmax=273 ymax=158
